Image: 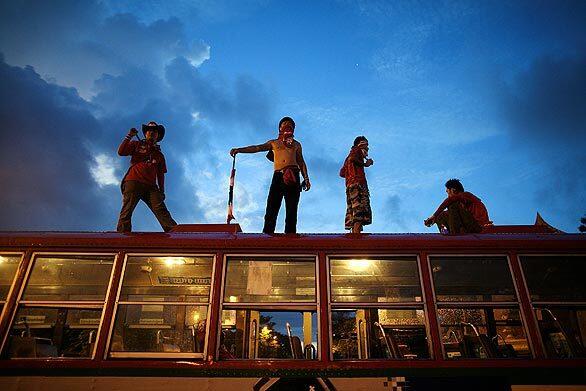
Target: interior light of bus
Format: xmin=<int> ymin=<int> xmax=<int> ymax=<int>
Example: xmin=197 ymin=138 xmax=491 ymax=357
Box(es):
xmin=163 ymin=258 xmax=186 ymax=266
xmin=0 ymin=255 xmax=4 ymax=264
xmin=348 ymin=259 xmax=371 ymax=271
xmin=228 ymin=295 xmax=238 ymax=302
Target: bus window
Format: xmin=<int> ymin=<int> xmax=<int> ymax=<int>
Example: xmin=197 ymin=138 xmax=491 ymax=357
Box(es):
xmin=329 ymin=256 xmax=429 ymax=360
xmin=7 ymin=307 xmax=102 ymax=358
xmin=224 ymin=257 xmax=316 ymax=303
xmin=521 ymin=256 xmax=586 ymax=302
xmin=521 ymin=255 xmax=586 ymax=358
xmin=21 ymin=255 xmax=113 ymax=301
xmin=4 ymin=254 xmax=115 ymax=359
xmin=220 ymin=310 xmax=317 ymax=359
xmin=109 ymin=255 xmax=213 ymax=358
xmin=111 ymin=305 xmax=207 ymax=355
xmin=220 ymin=256 xmax=318 ymax=360
xmin=535 ymin=307 xmax=586 ymax=358
xmin=330 ymin=257 xmax=422 ymax=303
xmin=430 ymin=255 xmax=531 ymax=359
xmin=331 ymin=309 xmax=429 ymax=360
xmin=437 ymin=308 xmax=530 ymax=359
xmin=0 ymin=254 xmax=22 ymax=312
xmin=430 ymin=256 xmax=516 ymax=302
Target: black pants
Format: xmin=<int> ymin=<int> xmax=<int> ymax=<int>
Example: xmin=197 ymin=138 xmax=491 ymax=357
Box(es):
xmin=263 ymin=171 xmax=301 ymax=234
xmin=435 ymin=202 xmax=482 ymax=234
xmin=117 ymin=180 xmax=177 ymax=232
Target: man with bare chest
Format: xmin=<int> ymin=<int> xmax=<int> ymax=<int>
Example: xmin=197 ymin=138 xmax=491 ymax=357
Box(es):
xmin=230 ymin=117 xmax=310 ymax=233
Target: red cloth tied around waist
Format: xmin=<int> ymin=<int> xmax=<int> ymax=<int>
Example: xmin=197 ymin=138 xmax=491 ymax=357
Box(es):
xmin=281 ymin=166 xmax=299 ymax=186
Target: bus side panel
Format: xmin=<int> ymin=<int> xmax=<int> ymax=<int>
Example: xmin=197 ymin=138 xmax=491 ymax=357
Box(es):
xmin=0 ymin=377 xmax=256 ymax=391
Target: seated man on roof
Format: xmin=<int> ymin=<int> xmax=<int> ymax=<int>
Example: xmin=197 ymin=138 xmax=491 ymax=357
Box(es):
xmin=424 ymin=178 xmax=492 ymax=234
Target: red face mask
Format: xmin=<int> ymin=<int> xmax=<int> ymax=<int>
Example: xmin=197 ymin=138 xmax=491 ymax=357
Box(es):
xmin=279 ymin=124 xmax=294 ymax=147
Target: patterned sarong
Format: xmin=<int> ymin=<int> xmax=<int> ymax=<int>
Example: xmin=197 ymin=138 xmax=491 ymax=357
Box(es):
xmin=345 ymin=183 xmax=372 ymax=229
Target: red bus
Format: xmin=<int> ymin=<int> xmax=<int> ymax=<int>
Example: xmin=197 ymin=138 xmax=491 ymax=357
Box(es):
xmin=0 ymin=220 xmax=585 ymax=390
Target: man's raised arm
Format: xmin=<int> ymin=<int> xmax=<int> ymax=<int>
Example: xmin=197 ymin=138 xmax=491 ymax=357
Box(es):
xmin=230 ymin=141 xmax=272 ymax=156
xmin=118 ymin=128 xmax=138 ymax=156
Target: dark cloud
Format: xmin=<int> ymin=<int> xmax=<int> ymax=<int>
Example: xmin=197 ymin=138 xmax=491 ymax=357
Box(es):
xmin=384 ymin=194 xmax=408 ymax=231
xmin=92 ymin=68 xmax=167 ymax=116
xmin=0 ymin=1 xmax=209 ymax=97
xmin=498 ymin=53 xmax=586 ymax=229
xmin=0 ymin=2 xmax=278 ymax=231
xmin=502 ymin=54 xmax=586 ymax=144
xmin=0 ymin=59 xmax=115 ymax=230
xmin=164 ymin=57 xmax=276 ymax=137
xmin=306 ymin=156 xmax=342 ymax=182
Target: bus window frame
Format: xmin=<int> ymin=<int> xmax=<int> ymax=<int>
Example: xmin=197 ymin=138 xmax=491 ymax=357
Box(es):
xmin=0 ymin=252 xmax=25 ymax=348
xmin=327 ymin=253 xmax=432 ymax=361
xmin=106 ymin=252 xmax=216 ymax=359
xmin=218 ymin=253 xmax=320 ymax=361
xmin=428 ymin=253 xmax=534 ymax=360
xmin=0 ymin=252 xmax=117 ymax=360
xmin=518 ymin=253 xmax=586 ymax=359
xmin=0 ymin=252 xmax=24 ymax=309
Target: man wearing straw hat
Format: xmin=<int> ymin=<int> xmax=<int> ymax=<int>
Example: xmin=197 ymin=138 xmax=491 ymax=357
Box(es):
xmin=116 ymin=121 xmax=177 ymax=232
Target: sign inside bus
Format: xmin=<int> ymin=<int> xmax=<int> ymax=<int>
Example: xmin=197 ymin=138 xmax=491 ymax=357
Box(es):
xmin=157 ymin=276 xmax=211 ymax=286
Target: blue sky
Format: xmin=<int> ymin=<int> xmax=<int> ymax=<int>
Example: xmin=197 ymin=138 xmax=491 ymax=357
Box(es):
xmin=0 ymin=0 xmax=584 ymax=233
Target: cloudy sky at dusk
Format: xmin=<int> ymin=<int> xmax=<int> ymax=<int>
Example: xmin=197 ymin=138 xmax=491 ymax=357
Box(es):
xmin=0 ymin=0 xmax=584 ymax=233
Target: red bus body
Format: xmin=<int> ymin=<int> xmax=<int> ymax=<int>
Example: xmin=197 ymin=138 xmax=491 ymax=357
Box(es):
xmin=0 ymin=226 xmax=585 ymax=390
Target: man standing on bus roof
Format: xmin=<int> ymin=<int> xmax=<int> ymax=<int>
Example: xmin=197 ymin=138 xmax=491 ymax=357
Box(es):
xmin=230 ymin=117 xmax=310 ymax=234
xmin=424 ymin=178 xmax=492 ymax=234
xmin=116 ymin=121 xmax=177 ymax=233
xmin=340 ymin=136 xmax=373 ymax=234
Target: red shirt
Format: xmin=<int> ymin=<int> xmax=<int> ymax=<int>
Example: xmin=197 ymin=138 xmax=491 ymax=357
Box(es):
xmin=340 ymin=147 xmax=367 ymax=187
xmin=433 ymin=192 xmax=491 ymax=226
xmin=118 ymin=139 xmax=167 ymax=189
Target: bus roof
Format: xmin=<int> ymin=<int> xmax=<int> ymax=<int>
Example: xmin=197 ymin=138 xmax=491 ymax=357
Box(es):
xmin=0 ymin=225 xmax=584 ymax=252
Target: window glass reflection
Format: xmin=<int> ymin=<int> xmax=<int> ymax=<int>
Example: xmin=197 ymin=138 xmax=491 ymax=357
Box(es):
xmin=219 ymin=310 xmax=317 ymax=359
xmin=110 ymin=305 xmax=207 ymax=354
xmin=438 ymin=308 xmax=530 ymax=359
xmin=431 ymin=256 xmax=516 ymax=302
xmin=331 ymin=309 xmax=429 ymax=360
xmin=535 ymin=307 xmax=586 ymax=358
xmin=521 ymin=256 xmax=586 ymax=302
xmin=330 ymin=257 xmax=422 ymax=303
xmin=0 ymin=255 xmax=21 ymax=301
xmin=120 ymin=256 xmax=213 ymax=302
xmin=6 ymin=307 xmax=102 ymax=358
xmin=224 ymin=257 xmax=316 ymax=303
xmin=22 ymin=255 xmax=114 ymax=301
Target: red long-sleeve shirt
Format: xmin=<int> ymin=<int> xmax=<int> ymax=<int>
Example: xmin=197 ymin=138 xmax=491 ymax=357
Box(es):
xmin=118 ymin=138 xmax=167 ymax=191
xmin=433 ymin=192 xmax=491 ymax=226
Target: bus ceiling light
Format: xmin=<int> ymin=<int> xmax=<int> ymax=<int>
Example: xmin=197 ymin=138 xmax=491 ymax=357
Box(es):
xmin=348 ymin=259 xmax=371 ymax=271
xmin=163 ymin=257 xmax=186 ymax=266
xmin=0 ymin=256 xmax=4 ymax=264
